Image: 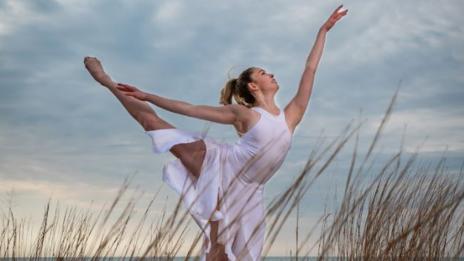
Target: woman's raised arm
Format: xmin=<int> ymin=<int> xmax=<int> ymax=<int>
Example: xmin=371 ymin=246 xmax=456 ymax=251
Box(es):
xmin=116 ymin=83 xmax=238 ymax=124
xmin=284 ymin=5 xmax=348 ymax=132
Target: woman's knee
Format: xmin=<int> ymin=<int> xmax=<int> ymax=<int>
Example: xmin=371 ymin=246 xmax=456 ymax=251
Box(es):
xmin=171 ymin=140 xmax=206 ymax=158
xmin=170 ymin=140 xmax=206 ymax=178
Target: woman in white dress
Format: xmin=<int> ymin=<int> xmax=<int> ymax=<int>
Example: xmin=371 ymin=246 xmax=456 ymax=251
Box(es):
xmin=84 ymin=6 xmax=347 ymax=260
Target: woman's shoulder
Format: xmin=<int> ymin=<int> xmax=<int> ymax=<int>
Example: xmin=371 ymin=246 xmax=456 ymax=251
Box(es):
xmin=233 ymin=104 xmax=260 ymax=117
xmin=229 ymin=104 xmax=260 ymax=133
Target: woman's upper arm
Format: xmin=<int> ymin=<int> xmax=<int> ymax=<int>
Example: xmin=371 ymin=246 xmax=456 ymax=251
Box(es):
xmin=284 ymin=68 xmax=317 ymax=132
xmin=187 ymin=104 xmax=238 ymax=124
xmin=284 ymin=99 xmax=306 ymax=132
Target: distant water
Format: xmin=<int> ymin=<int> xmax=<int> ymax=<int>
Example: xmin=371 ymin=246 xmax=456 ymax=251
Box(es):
xmin=0 ymin=256 xmax=464 ymax=261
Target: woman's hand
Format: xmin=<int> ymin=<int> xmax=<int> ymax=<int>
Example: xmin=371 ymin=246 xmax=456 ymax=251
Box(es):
xmin=116 ymin=83 xmax=149 ymax=101
xmin=321 ymin=5 xmax=348 ymax=32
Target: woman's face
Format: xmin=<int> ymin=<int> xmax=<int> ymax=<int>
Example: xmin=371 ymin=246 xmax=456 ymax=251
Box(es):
xmin=250 ymin=67 xmax=279 ymax=94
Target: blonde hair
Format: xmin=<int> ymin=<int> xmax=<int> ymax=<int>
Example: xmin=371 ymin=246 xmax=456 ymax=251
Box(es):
xmin=219 ymin=67 xmax=256 ymax=108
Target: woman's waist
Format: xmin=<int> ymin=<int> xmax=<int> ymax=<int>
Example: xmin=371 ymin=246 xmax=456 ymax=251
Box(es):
xmin=234 ymin=135 xmax=291 ymax=153
xmin=230 ymin=142 xmax=290 ymax=171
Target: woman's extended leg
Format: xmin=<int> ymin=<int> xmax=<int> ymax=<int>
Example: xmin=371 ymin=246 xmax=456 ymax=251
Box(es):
xmin=84 ymin=57 xmax=227 ymax=259
xmin=83 ymin=57 xmax=206 ymax=178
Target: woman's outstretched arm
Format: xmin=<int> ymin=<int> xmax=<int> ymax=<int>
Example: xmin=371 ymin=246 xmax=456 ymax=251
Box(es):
xmin=284 ymin=5 xmax=348 ymax=132
xmin=116 ymin=83 xmax=239 ymax=124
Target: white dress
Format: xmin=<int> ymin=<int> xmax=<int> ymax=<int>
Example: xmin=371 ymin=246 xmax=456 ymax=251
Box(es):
xmin=146 ymin=106 xmax=293 ymax=261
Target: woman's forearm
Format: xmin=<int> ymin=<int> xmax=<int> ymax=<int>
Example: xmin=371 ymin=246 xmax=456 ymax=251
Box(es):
xmin=305 ymin=27 xmax=327 ymax=72
xmin=145 ymin=93 xmax=193 ymax=115
xmin=292 ymin=27 xmax=328 ymax=111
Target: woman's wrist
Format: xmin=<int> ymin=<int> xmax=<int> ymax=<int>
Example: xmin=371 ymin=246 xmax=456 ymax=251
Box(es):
xmin=319 ymin=26 xmax=329 ymax=33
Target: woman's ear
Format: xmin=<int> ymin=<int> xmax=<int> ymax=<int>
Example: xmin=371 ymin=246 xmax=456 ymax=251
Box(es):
xmin=247 ymin=82 xmax=259 ymax=92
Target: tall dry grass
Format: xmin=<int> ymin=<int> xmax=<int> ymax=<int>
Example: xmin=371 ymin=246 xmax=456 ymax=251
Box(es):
xmin=1 ymin=89 xmax=463 ymax=260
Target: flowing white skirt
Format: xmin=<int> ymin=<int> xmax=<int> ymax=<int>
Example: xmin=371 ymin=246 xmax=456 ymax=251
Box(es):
xmin=146 ymin=128 xmax=266 ymax=261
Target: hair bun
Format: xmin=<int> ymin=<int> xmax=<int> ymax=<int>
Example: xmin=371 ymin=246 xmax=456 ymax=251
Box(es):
xmin=220 ymin=67 xmax=256 ymax=107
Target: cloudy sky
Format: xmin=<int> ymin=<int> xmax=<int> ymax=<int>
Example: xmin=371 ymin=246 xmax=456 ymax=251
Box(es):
xmin=1 ymin=0 xmax=463 ymax=256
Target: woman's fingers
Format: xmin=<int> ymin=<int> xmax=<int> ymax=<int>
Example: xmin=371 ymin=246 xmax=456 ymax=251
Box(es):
xmin=120 ymin=91 xmax=138 ymax=99
xmin=322 ymin=5 xmax=347 ymax=32
xmin=331 ymin=7 xmax=347 ymax=22
xmin=332 ymin=4 xmax=347 ymax=18
xmin=117 ymin=89 xmax=130 ymax=95
xmin=117 ymin=83 xmax=138 ymax=91
xmin=331 ymin=5 xmax=344 ymax=16
xmin=116 ymin=86 xmax=133 ymax=93
xmin=117 ymin=84 xmax=132 ymax=89
xmin=118 ymin=89 xmax=145 ymax=100
xmin=116 ymin=85 xmax=130 ymax=90
xmin=338 ymin=9 xmax=348 ymax=17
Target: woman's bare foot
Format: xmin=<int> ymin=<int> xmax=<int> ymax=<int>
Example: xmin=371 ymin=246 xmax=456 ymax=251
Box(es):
xmin=84 ymin=57 xmax=115 ymax=87
xmin=206 ymin=243 xmax=228 ymax=261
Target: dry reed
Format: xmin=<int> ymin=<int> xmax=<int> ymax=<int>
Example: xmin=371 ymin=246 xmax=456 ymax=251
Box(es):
xmin=1 ymin=89 xmax=463 ymax=260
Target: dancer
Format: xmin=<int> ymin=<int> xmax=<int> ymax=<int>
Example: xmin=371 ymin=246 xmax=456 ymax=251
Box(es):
xmin=84 ymin=5 xmax=347 ymax=261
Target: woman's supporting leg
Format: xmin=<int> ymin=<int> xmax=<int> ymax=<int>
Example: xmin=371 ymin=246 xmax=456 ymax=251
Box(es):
xmin=206 ymin=197 xmax=228 ymax=261
xmin=207 ymin=220 xmax=228 ymax=261
xmin=83 ymin=57 xmax=206 ymax=178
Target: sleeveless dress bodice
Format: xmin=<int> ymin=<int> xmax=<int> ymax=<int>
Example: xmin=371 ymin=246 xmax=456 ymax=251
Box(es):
xmin=230 ymin=106 xmax=292 ymax=184
xmin=145 ymin=106 xmax=293 ymax=261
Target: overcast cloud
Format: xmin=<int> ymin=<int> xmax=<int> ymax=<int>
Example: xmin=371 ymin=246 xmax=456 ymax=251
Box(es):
xmin=1 ymin=0 xmax=463 ymax=256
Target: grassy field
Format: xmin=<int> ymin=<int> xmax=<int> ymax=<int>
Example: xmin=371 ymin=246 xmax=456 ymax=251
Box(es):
xmin=1 ymin=90 xmax=463 ymax=260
